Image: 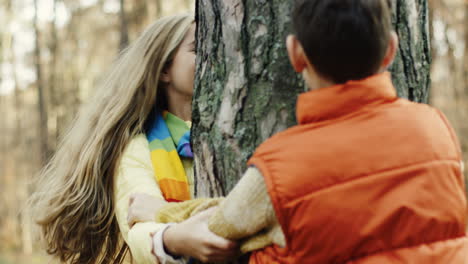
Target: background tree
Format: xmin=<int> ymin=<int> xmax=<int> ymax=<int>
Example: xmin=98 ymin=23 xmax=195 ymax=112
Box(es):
xmin=34 ymin=0 xmax=50 ymax=164
xmin=193 ymin=0 xmax=432 ymax=198
xmin=119 ymin=0 xmax=129 ymax=51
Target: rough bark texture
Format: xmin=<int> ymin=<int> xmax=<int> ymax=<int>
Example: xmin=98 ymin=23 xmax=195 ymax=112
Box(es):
xmin=389 ymin=0 xmax=431 ymax=102
xmin=193 ymin=0 xmax=431 ymax=199
xmin=193 ymin=0 xmax=304 ymax=197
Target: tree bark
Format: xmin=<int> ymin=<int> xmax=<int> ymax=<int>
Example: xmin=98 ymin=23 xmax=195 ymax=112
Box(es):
xmin=389 ymin=0 xmax=431 ymax=102
xmin=193 ymin=0 xmax=304 ymax=197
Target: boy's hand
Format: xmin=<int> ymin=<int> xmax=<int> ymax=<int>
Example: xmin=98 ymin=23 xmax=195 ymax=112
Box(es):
xmin=127 ymin=193 xmax=167 ymax=227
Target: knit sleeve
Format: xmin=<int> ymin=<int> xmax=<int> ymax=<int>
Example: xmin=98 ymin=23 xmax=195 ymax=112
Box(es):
xmin=115 ymin=134 xmax=172 ymax=264
xmin=151 ymin=167 xmax=285 ymax=252
xmin=208 ymin=167 xmax=286 ymax=248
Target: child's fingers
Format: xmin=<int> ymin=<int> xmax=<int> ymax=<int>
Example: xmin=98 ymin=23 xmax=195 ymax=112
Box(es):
xmin=204 ymin=230 xmax=238 ymax=250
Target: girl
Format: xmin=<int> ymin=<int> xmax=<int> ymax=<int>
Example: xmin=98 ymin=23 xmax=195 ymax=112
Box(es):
xmin=30 ymin=14 xmax=236 ymax=264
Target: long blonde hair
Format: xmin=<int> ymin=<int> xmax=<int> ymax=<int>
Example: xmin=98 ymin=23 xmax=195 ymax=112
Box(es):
xmin=30 ymin=14 xmax=194 ymax=264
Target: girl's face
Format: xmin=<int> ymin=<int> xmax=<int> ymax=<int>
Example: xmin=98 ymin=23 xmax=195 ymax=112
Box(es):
xmin=165 ymin=24 xmax=196 ymax=98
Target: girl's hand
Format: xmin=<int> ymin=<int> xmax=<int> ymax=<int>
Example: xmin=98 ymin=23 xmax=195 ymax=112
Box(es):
xmin=162 ymin=207 xmax=239 ymax=262
xmin=127 ymin=193 xmax=167 ymax=227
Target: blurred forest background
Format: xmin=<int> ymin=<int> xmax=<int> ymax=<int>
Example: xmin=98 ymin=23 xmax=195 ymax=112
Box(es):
xmin=0 ymin=0 xmax=194 ymax=263
xmin=0 ymin=0 xmax=466 ymax=263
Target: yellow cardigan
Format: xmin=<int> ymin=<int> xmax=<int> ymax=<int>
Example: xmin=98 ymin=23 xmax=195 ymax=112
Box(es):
xmin=114 ymin=134 xmax=194 ymax=263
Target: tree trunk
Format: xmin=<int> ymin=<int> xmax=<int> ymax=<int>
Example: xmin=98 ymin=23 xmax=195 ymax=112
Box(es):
xmin=156 ymin=0 xmax=163 ymax=17
xmin=389 ymin=0 xmax=431 ymax=102
xmin=11 ymin=34 xmax=33 ymax=255
xmin=119 ymin=0 xmax=129 ymax=51
xmin=34 ymin=0 xmax=49 ymax=165
xmin=193 ymin=0 xmax=304 ymax=197
xmin=184 ymin=0 xmax=193 ymax=9
xmin=60 ymin=8 xmax=82 ymax=130
xmin=49 ymin=0 xmax=60 ymax=144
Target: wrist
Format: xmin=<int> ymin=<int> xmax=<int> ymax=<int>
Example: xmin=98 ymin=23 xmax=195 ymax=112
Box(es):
xmin=162 ymin=224 xmax=181 ymax=257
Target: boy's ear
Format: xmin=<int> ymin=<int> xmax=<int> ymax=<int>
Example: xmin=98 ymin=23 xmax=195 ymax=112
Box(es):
xmin=286 ymin=35 xmax=308 ymax=73
xmin=381 ymin=31 xmax=399 ymax=70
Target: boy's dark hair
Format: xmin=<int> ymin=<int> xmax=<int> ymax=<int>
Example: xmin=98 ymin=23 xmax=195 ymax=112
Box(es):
xmin=292 ymin=0 xmax=393 ymax=84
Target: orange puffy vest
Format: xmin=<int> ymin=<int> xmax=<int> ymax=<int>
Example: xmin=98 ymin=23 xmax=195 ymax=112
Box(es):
xmin=248 ymin=73 xmax=467 ymax=263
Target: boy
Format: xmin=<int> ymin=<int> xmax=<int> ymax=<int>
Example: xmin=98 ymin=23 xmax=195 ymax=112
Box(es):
xmin=130 ymin=0 xmax=468 ymax=263
xmin=244 ymin=0 xmax=467 ymax=262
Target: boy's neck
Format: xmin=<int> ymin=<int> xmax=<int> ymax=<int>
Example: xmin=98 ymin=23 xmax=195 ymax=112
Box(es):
xmin=304 ymin=70 xmax=386 ymax=91
xmin=304 ymin=72 xmax=336 ymax=91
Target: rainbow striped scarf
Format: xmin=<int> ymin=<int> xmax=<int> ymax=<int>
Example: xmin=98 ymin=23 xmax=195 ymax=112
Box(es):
xmin=146 ymin=111 xmax=192 ymax=202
